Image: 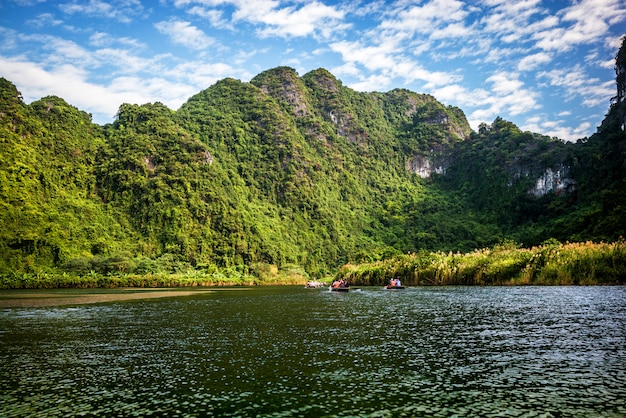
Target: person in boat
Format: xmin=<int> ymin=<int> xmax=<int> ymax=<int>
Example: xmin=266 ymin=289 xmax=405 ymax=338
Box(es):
xmin=332 ymin=280 xmax=341 ymax=289
xmin=395 ymin=278 xmax=401 ymax=287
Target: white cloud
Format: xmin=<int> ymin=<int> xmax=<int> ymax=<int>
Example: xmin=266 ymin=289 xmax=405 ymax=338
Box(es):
xmin=163 ymin=61 xmax=249 ymax=89
xmin=373 ymin=0 xmax=475 ymax=58
xmin=89 ymin=32 xmax=144 ymax=48
xmin=494 ymin=73 xmax=540 ymax=115
xmin=330 ymin=40 xmax=395 ymax=72
xmin=59 ymin=0 xmax=144 ymax=23
xmin=108 ymin=75 xmax=196 ymax=110
xmin=13 ymin=32 xmax=161 ymax=79
xmin=533 ymin=0 xmax=626 ymax=52
xmin=331 ymin=62 xmax=362 ymax=78
xmin=0 ymin=56 xmax=130 ymax=119
xmin=0 ymin=55 xmax=249 ymax=124
xmin=9 ymin=0 xmax=46 ymax=5
xmin=412 ymin=66 xmax=462 ymax=89
xmin=154 ymin=19 xmax=215 ymax=50
xmin=382 ymin=0 xmax=470 ymax=34
xmin=0 ymin=27 xmax=19 ymax=51
xmin=187 ymin=6 xmax=234 ymax=30
xmin=172 ymin=0 xmax=229 ymax=6
xmin=348 ymin=73 xmax=393 ymax=92
xmin=232 ymin=0 xmax=347 ymax=39
xmin=348 ymin=0 xmax=386 ymax=17
xmin=43 ymin=37 xmax=99 ymax=68
xmin=27 ymin=13 xmax=64 ymax=28
xmin=432 ymin=83 xmax=494 ymax=113
xmin=522 ymin=117 xmax=593 ymax=142
xmin=517 ymin=52 xmax=552 ymax=71
xmin=329 ymin=38 xmax=460 ymax=89
xmin=94 ymin=48 xmax=161 ymax=75
xmin=432 ymin=71 xmax=539 ymax=130
xmin=607 ymin=34 xmax=626 ymax=50
xmin=486 ymin=72 xmax=524 ymax=95
xmin=480 ymin=0 xmax=552 ymax=42
xmin=429 ymin=21 xmax=474 ymax=40
xmin=481 ymin=72 xmax=540 ymax=116
xmin=538 ymin=65 xmax=615 ymax=107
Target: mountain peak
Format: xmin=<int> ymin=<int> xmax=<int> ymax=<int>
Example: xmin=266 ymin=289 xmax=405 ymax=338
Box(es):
xmin=302 ymin=68 xmax=342 ymax=93
xmin=251 ymin=66 xmax=310 ymax=117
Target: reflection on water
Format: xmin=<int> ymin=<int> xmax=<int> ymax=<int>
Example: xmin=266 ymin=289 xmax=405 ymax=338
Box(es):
xmin=1 ymin=286 xmax=625 ymax=417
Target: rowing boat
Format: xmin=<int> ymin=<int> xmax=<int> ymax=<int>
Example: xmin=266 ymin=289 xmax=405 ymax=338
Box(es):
xmin=305 ymin=281 xmax=326 ymax=288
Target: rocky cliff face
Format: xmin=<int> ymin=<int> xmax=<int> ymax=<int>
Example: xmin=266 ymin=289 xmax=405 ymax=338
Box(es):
xmin=528 ymin=165 xmax=576 ymax=197
xmin=406 ymin=155 xmax=447 ymax=178
xmin=215 ymin=67 xmax=578 ymax=197
xmin=507 ymin=162 xmax=576 ymax=197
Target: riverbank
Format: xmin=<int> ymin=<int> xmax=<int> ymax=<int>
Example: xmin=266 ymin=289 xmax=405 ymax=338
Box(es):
xmin=2 ymin=240 xmax=624 ymax=289
xmin=0 ymin=271 xmax=308 ymax=290
xmin=336 ymin=239 xmax=626 ymax=286
xmin=0 ymin=288 xmax=225 ymax=308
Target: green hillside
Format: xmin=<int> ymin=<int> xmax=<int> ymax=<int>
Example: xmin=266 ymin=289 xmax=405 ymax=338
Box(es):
xmin=1 ymin=41 xmax=625 ymax=284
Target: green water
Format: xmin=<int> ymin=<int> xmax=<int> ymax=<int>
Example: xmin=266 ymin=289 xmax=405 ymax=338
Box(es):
xmin=1 ymin=286 xmax=625 ymax=417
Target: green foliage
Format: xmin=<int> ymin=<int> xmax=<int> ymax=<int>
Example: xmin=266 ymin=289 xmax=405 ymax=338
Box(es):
xmin=0 ymin=49 xmax=625 ymax=288
xmin=0 ymin=81 xmax=130 ymax=274
xmin=336 ymin=240 xmax=626 ymax=286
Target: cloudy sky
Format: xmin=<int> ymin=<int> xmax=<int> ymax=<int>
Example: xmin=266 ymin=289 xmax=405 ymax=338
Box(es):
xmin=1 ymin=0 xmax=624 ymax=141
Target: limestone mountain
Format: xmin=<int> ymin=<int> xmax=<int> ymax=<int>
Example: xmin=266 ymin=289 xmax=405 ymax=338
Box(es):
xmin=0 ymin=44 xmax=624 ymax=277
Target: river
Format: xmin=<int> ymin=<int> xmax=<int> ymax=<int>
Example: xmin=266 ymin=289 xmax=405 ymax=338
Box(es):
xmin=1 ymin=286 xmax=625 ymax=417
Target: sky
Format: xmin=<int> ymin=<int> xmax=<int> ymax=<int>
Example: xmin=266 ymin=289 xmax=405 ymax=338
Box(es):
xmin=1 ymin=0 xmax=625 ymax=141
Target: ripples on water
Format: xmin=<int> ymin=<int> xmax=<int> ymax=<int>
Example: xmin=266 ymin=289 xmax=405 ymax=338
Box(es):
xmin=1 ymin=286 xmax=625 ymax=417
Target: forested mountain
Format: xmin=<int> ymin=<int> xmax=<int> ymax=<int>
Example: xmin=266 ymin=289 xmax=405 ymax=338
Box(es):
xmin=1 ymin=42 xmax=625 ymax=279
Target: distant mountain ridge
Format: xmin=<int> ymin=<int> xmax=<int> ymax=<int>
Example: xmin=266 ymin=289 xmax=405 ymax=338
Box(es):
xmin=1 ymin=41 xmax=625 ymax=277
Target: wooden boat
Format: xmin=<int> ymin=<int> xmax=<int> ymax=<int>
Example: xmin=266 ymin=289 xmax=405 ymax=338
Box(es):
xmin=305 ymin=281 xmax=326 ymax=288
xmin=384 ymin=285 xmax=405 ymax=290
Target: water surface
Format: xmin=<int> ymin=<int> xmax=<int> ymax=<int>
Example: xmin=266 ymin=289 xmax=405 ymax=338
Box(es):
xmin=1 ymin=286 xmax=625 ymax=417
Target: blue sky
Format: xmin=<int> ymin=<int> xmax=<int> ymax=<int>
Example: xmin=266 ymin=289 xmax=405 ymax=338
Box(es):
xmin=1 ymin=0 xmax=624 ymax=141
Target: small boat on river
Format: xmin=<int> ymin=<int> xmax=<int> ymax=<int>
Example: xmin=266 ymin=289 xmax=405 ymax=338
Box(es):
xmin=385 ymin=278 xmax=404 ymax=289
xmin=384 ymin=285 xmax=405 ymax=290
xmin=305 ymin=280 xmax=326 ymax=288
xmin=330 ymin=279 xmax=350 ymax=292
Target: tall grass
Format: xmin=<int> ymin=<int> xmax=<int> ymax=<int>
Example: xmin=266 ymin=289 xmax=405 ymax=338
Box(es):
xmin=0 ymin=262 xmax=309 ymax=289
xmin=336 ymin=239 xmax=626 ymax=286
xmin=3 ymin=240 xmax=624 ymax=289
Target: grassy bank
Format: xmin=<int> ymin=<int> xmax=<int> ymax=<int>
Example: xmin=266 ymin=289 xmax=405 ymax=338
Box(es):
xmin=0 ymin=265 xmax=309 ymax=289
xmin=4 ymin=239 xmax=625 ymax=289
xmin=336 ymin=239 xmax=626 ymax=286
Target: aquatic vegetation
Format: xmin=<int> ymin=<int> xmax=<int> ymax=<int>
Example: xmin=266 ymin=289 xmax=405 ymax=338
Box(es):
xmin=2 ymin=239 xmax=623 ymax=288
xmin=336 ymin=239 xmax=626 ymax=286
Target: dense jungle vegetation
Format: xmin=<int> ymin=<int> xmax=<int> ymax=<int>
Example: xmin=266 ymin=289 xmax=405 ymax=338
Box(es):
xmin=1 ymin=40 xmax=625 ymax=287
